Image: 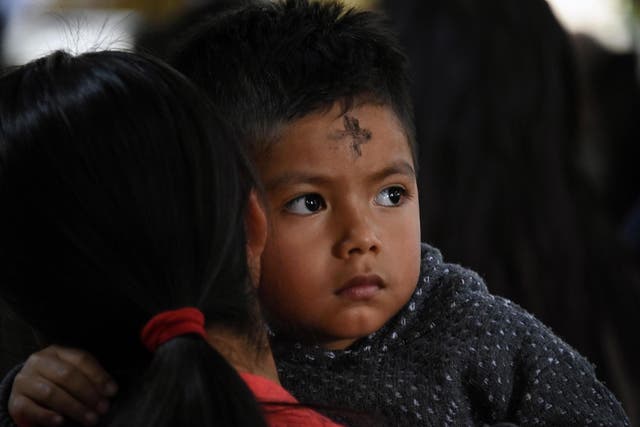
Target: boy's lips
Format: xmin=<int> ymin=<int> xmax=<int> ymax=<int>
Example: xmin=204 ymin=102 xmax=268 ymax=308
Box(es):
xmin=336 ymin=275 xmax=384 ymax=300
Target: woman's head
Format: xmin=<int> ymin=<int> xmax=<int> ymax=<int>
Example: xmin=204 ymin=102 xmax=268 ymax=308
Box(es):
xmin=0 ymin=50 xmax=267 ymax=426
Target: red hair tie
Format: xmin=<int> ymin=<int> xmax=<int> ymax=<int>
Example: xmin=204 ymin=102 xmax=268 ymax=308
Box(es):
xmin=141 ymin=307 xmax=207 ymax=352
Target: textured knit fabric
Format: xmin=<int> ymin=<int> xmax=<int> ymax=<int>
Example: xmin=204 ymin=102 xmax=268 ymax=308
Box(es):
xmin=272 ymin=244 xmax=630 ymax=426
xmin=241 ymin=372 xmax=344 ymax=426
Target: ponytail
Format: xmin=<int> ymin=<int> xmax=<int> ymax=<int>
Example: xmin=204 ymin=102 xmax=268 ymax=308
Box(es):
xmin=105 ymin=308 xmax=267 ymax=426
xmin=110 ymin=337 xmax=267 ymax=427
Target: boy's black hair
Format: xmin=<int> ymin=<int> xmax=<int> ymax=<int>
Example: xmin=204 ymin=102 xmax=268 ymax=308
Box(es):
xmin=0 ymin=50 xmax=267 ymax=427
xmin=170 ymin=0 xmax=416 ymax=160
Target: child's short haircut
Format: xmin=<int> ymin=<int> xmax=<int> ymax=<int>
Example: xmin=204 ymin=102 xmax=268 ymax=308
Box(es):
xmin=170 ymin=0 xmax=416 ymax=159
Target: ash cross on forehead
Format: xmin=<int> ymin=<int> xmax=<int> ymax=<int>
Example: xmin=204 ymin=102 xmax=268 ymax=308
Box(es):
xmin=332 ymin=115 xmax=372 ymax=157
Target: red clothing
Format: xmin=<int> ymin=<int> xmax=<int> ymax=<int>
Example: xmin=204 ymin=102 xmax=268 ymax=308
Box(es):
xmin=240 ymin=372 xmax=343 ymax=427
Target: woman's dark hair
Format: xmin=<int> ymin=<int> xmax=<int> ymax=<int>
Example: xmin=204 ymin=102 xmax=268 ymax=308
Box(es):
xmin=0 ymin=50 xmax=267 ymax=427
xmin=383 ymin=0 xmax=640 ymax=417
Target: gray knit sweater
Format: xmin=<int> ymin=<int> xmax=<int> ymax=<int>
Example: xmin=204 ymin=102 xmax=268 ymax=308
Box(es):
xmin=272 ymin=244 xmax=630 ymax=426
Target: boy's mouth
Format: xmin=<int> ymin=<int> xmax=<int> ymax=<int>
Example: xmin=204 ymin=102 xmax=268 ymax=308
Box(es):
xmin=336 ymin=275 xmax=384 ymax=300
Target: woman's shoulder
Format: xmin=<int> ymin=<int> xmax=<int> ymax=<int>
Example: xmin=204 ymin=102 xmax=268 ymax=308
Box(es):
xmin=240 ymin=372 xmax=343 ymax=427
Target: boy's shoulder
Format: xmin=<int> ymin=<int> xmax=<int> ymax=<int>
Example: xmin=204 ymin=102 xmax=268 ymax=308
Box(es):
xmin=417 ymin=242 xmax=544 ymax=323
xmin=418 ymin=242 xmax=488 ymax=299
xmin=413 ymin=243 xmax=578 ymax=354
xmin=396 ymin=243 xmax=615 ymax=403
xmin=412 ymin=242 xmax=528 ymax=333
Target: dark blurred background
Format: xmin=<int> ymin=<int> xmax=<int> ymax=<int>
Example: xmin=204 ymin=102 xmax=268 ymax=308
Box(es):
xmin=2 ymin=0 xmax=639 ymax=423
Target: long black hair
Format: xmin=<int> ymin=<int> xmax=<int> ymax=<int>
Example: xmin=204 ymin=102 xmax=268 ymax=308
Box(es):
xmin=383 ymin=0 xmax=640 ymax=418
xmin=0 ymin=50 xmax=267 ymax=427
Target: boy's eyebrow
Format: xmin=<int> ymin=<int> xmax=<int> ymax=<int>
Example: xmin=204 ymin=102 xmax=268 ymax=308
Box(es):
xmin=265 ymin=172 xmax=333 ymax=191
xmin=367 ymin=160 xmax=416 ymax=182
xmin=265 ymin=161 xmax=415 ymax=191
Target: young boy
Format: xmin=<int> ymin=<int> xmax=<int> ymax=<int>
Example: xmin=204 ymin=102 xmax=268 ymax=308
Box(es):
xmin=0 ymin=0 xmax=630 ymax=426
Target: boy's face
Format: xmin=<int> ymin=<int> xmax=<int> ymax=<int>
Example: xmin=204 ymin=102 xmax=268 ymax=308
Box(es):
xmin=257 ymin=103 xmax=421 ymax=350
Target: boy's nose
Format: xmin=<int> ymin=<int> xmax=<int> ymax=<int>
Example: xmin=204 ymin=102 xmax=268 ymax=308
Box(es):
xmin=333 ymin=213 xmax=382 ymax=259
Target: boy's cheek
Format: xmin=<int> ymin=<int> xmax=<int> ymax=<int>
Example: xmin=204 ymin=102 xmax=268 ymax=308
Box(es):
xmin=392 ymin=202 xmax=421 ymax=245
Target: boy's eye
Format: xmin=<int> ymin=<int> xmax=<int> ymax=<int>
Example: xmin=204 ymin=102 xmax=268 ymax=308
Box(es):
xmin=284 ymin=193 xmax=326 ymax=215
xmin=375 ymin=186 xmax=406 ymax=207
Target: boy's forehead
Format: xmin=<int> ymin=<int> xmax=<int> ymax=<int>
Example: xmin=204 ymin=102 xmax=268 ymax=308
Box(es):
xmin=328 ymin=115 xmax=372 ymax=157
xmin=283 ymin=102 xmax=411 ymax=152
xmin=257 ymin=102 xmax=415 ymax=178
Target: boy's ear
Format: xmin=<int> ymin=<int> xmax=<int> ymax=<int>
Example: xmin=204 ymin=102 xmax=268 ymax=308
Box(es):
xmin=245 ymin=190 xmax=267 ymax=287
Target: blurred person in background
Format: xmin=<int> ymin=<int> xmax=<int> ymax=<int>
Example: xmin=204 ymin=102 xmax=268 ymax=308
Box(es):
xmin=0 ymin=0 xmax=11 ymax=66
xmin=382 ymin=0 xmax=640 ymax=423
xmin=573 ymin=33 xmax=640 ymax=256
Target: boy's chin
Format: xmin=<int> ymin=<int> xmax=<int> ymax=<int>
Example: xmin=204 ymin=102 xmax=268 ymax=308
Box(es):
xmin=317 ymin=334 xmax=368 ymax=351
xmin=270 ymin=325 xmax=372 ymax=351
xmin=267 ymin=306 xmax=400 ymax=350
xmin=317 ymin=323 xmax=388 ymax=350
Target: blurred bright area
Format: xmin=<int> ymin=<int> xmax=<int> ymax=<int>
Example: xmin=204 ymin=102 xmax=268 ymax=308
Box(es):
xmin=547 ymin=0 xmax=634 ymax=52
xmin=1 ymin=0 xmax=639 ymax=65
xmin=0 ymin=0 xmax=184 ymax=65
xmin=1 ymin=1 xmax=142 ymax=65
xmin=351 ymin=0 xmax=639 ymax=55
xmin=2 ymin=10 xmax=139 ymax=65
